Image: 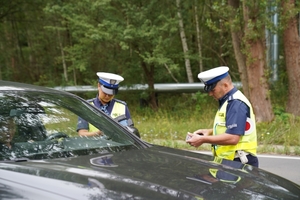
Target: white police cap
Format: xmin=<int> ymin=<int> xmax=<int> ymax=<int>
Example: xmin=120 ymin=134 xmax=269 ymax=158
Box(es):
xmin=97 ymin=72 xmax=124 ymax=95
xmin=197 ymin=66 xmax=229 ymax=92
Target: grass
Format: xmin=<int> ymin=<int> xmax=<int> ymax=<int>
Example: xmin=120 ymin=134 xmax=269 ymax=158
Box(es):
xmin=120 ymin=92 xmax=300 ymax=156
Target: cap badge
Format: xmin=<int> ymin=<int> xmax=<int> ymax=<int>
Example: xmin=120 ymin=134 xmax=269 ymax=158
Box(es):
xmin=110 ymin=79 xmax=117 ymax=85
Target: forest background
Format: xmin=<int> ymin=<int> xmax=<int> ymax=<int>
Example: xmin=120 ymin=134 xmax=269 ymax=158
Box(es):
xmin=1 ymin=0 xmax=300 ymax=155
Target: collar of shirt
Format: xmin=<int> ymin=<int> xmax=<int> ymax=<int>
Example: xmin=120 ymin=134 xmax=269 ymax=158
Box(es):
xmin=93 ymin=94 xmax=112 ymax=108
xmin=218 ymin=87 xmax=238 ymax=108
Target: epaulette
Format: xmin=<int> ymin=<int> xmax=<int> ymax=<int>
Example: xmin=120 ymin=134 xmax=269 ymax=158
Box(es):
xmin=87 ymin=98 xmax=95 ymax=103
xmin=114 ymin=98 xmax=127 ymax=105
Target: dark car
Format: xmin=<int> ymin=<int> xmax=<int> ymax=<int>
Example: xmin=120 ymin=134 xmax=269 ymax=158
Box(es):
xmin=0 ymin=80 xmax=299 ymax=200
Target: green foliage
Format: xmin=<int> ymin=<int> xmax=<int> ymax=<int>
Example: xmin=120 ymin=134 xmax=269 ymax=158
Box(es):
xmin=257 ymin=105 xmax=300 ymax=149
xmin=130 ymin=92 xmax=216 ymax=146
xmin=190 ymin=92 xmax=208 ymax=113
xmin=0 ymin=0 xmax=241 ymax=86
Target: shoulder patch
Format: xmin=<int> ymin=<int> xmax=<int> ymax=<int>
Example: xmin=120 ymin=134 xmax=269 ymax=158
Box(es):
xmin=87 ymin=98 xmax=94 ymax=103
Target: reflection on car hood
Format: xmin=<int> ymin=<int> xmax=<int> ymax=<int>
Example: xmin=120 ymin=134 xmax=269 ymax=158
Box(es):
xmin=1 ymin=145 xmax=300 ymax=200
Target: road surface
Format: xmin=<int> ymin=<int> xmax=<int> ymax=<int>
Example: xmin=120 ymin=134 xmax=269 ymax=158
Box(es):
xmin=258 ymin=154 xmax=300 ymax=185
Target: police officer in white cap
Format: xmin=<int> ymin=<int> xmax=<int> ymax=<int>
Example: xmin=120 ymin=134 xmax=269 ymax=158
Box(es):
xmin=77 ymin=72 xmax=140 ymax=137
xmin=186 ymin=66 xmax=259 ymax=167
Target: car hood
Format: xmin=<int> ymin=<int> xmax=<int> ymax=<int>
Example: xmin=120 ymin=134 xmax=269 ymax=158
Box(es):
xmin=1 ymin=145 xmax=299 ymax=200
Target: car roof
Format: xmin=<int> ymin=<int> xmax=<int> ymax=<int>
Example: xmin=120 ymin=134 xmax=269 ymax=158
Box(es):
xmin=0 ymin=80 xmax=71 ymax=96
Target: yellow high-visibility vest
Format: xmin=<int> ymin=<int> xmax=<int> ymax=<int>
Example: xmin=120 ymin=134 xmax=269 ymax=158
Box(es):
xmin=89 ymin=101 xmax=125 ymax=132
xmin=212 ymin=90 xmax=257 ymax=160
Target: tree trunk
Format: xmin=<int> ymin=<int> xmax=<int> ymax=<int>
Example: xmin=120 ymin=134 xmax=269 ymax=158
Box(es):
xmin=11 ymin=19 xmax=23 ymax=81
xmin=228 ymin=0 xmax=250 ymax=98
xmin=57 ymin=29 xmax=68 ymax=82
xmin=282 ymin=0 xmax=300 ymax=116
xmin=66 ymin=25 xmax=76 ymax=85
xmin=243 ymin=2 xmax=274 ymax=122
xmin=164 ymin=64 xmax=179 ymax=83
xmin=141 ymin=62 xmax=158 ymax=110
xmin=176 ymin=0 xmax=194 ymax=83
xmin=246 ymin=40 xmax=274 ymax=122
xmin=194 ymin=0 xmax=203 ymax=73
xmin=27 ymin=29 xmax=39 ymax=81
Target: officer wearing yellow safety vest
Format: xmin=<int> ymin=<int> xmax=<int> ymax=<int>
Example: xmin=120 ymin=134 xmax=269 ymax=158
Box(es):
xmin=186 ymin=66 xmax=258 ymax=167
xmin=77 ymin=72 xmax=140 ymax=138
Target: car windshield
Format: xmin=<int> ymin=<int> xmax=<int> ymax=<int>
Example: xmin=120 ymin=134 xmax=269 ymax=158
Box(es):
xmin=0 ymin=90 xmax=143 ymax=161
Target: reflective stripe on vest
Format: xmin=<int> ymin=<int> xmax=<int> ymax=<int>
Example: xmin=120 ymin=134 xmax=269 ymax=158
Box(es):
xmin=212 ymin=90 xmax=257 ymax=160
xmin=88 ymin=101 xmax=126 ymax=132
xmin=209 ymin=168 xmax=241 ymax=184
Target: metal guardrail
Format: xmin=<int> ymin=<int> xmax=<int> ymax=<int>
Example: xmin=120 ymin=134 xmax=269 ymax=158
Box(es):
xmin=54 ymin=82 xmax=242 ymax=93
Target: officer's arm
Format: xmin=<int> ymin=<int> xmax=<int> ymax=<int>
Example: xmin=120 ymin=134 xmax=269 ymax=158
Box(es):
xmin=78 ymin=129 xmax=103 ymax=137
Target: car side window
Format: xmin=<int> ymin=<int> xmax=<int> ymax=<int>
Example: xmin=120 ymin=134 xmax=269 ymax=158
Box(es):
xmin=0 ymin=93 xmax=138 ymax=161
xmin=41 ymin=106 xmax=78 ymax=137
xmin=13 ymin=112 xmax=47 ymax=143
xmin=0 ymin=116 xmax=16 ymax=150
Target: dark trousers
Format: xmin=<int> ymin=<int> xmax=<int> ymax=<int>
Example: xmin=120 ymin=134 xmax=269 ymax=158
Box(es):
xmin=234 ymin=154 xmax=259 ymax=167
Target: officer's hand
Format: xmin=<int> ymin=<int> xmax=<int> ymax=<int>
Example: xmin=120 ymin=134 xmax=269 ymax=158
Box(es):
xmin=193 ymin=129 xmax=212 ymax=136
xmin=186 ymin=132 xmax=205 ymax=147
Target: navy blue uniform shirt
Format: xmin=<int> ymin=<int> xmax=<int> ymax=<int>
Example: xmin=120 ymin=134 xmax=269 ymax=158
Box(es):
xmin=77 ymin=95 xmax=132 ymax=131
xmin=218 ymin=87 xmax=250 ymax=136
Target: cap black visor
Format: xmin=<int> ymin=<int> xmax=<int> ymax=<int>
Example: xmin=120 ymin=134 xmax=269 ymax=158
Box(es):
xmin=204 ymin=82 xmax=218 ymax=92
